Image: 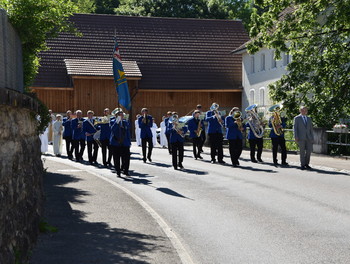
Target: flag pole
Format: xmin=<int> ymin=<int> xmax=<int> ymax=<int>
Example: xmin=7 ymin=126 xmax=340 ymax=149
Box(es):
xmin=114 ymin=27 xmax=121 ymax=110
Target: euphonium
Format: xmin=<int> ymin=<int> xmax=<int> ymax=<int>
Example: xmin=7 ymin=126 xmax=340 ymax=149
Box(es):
xmin=245 ymin=104 xmax=264 ymax=138
xmin=210 ymin=102 xmax=223 ymax=127
xmin=233 ymin=110 xmax=243 ymax=130
xmin=268 ymin=104 xmax=284 ymax=136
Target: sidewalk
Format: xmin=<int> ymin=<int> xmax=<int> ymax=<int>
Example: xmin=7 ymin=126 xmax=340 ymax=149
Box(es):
xmin=30 ymin=158 xmax=181 ymax=264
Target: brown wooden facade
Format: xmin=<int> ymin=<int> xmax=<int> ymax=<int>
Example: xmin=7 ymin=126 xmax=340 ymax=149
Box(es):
xmin=32 ymin=77 xmax=242 ymax=128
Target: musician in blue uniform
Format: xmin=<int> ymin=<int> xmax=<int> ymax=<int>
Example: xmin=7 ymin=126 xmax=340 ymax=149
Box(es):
xmin=195 ymin=104 xmax=206 ymax=153
xmin=246 ymin=122 xmax=264 ymax=163
xmin=110 ymin=110 xmax=131 ymax=177
xmin=96 ymin=108 xmax=112 ymax=167
xmin=71 ymin=110 xmax=85 ymax=162
xmin=83 ymin=110 xmax=99 ymax=165
xmin=269 ymin=115 xmax=288 ymax=166
xmin=169 ymin=112 xmax=188 ymax=170
xmin=187 ymin=110 xmax=204 ymax=159
xmin=138 ymin=108 xmax=153 ymax=163
xmin=164 ymin=111 xmax=172 ymax=154
xmin=62 ymin=110 xmax=73 ymax=159
xmin=225 ymin=107 xmax=245 ymax=167
xmin=205 ymin=103 xmax=225 ymax=164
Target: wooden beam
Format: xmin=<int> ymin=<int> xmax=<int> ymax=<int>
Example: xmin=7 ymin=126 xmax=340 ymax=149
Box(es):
xmin=137 ymin=89 xmax=242 ymax=93
xmin=71 ymin=75 xmax=142 ymax=81
xmin=30 ymin=87 xmax=74 ymax=91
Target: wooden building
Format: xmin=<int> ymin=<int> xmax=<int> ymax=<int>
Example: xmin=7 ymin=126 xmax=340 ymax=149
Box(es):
xmin=31 ymin=14 xmax=249 ymax=126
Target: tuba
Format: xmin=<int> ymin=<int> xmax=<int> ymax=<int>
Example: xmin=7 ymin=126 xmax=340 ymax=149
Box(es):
xmin=245 ymin=104 xmax=265 ymax=138
xmin=209 ymin=103 xmax=223 ymax=127
xmin=268 ymin=104 xmax=284 ymax=136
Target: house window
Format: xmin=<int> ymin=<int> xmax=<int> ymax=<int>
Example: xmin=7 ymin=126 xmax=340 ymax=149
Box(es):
xmin=283 ymin=53 xmax=290 ymax=66
xmin=261 ymin=54 xmax=265 ymax=71
xmin=250 ymin=56 xmax=255 ymax=74
xmin=271 ymin=51 xmax=277 ymax=68
xmin=259 ymin=87 xmax=265 ymax=106
xmin=249 ymin=89 xmax=255 ymax=104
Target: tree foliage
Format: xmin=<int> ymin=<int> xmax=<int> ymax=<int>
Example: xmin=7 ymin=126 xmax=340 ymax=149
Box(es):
xmin=72 ymin=0 xmax=96 ymax=13
xmin=115 ymin=0 xmax=253 ymax=27
xmin=95 ymin=0 xmax=120 ymax=14
xmin=0 ymin=0 xmax=79 ymax=88
xmin=248 ymin=0 xmax=350 ymax=128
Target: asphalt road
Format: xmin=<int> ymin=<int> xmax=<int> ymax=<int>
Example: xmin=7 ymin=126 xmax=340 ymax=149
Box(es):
xmin=42 ymin=143 xmax=350 ymax=264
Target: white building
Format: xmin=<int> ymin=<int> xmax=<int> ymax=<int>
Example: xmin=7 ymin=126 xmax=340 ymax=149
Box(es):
xmin=233 ymin=45 xmax=291 ymax=115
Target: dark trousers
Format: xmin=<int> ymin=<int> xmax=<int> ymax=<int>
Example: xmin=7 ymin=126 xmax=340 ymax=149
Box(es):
xmin=111 ymin=145 xmax=130 ymax=174
xmin=101 ymin=139 xmax=112 ymax=166
xmin=64 ymin=136 xmax=73 ymax=158
xmin=199 ymin=130 xmax=206 ymax=151
xmin=141 ymin=137 xmax=153 ymax=161
xmin=171 ymin=141 xmax=184 ymax=168
xmin=166 ymin=133 xmax=172 ymax=154
xmin=208 ymin=133 xmax=224 ymax=162
xmin=87 ymin=140 xmax=99 ymax=163
xmin=271 ymin=137 xmax=287 ymax=163
xmin=229 ymin=139 xmax=242 ymax=165
xmin=249 ymin=138 xmax=263 ymax=161
xmin=73 ymin=139 xmax=85 ymax=160
xmin=192 ymin=137 xmax=202 ymax=158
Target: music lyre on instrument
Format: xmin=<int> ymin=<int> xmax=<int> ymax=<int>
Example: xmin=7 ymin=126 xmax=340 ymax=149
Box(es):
xmin=268 ymin=104 xmax=284 ymax=136
xmin=245 ymin=104 xmax=265 ymax=138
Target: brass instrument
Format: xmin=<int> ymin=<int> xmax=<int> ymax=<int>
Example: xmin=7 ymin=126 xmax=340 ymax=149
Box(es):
xmin=268 ymin=104 xmax=284 ymax=136
xmin=169 ymin=114 xmax=185 ymax=138
xmin=245 ymin=104 xmax=265 ymax=138
xmin=196 ymin=118 xmax=202 ymax=137
xmin=209 ymin=103 xmax=223 ymax=127
xmin=232 ymin=110 xmax=243 ymax=131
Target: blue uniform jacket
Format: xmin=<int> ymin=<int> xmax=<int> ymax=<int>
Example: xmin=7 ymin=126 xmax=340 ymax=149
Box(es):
xmin=62 ymin=117 xmax=72 ymax=137
xmin=71 ymin=118 xmax=85 ymax=140
xmin=110 ymin=120 xmax=131 ymax=147
xmin=83 ymin=118 xmax=97 ymax=142
xmin=96 ymin=122 xmax=111 ymax=141
xmin=225 ymin=116 xmax=245 ymax=140
xmin=187 ymin=117 xmax=205 ymax=138
xmin=205 ymin=111 xmax=224 ymax=134
xmin=164 ymin=117 xmax=171 ymax=135
xmin=269 ymin=117 xmax=286 ymax=138
xmin=169 ymin=123 xmax=188 ymax=143
xmin=138 ymin=115 xmax=153 ymax=138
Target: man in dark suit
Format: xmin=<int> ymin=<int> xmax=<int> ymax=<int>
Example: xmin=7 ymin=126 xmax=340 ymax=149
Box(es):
xmin=293 ymin=106 xmax=314 ymax=170
xmin=83 ymin=110 xmax=99 ymax=165
xmin=187 ymin=110 xmax=204 ymax=160
xmin=62 ymin=110 xmax=73 ymax=159
xmin=138 ymin=108 xmax=153 ymax=162
xmin=71 ymin=110 xmax=85 ymax=162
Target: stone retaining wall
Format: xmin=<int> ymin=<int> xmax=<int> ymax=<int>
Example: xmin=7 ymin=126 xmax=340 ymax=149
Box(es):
xmin=0 ymin=104 xmax=43 ymax=264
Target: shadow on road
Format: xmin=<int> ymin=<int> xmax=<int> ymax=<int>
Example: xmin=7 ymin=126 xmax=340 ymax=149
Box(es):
xmin=156 ymin=187 xmax=193 ymax=200
xmin=30 ymin=170 xmax=170 ymax=264
xmin=238 ymin=165 xmax=277 ymax=173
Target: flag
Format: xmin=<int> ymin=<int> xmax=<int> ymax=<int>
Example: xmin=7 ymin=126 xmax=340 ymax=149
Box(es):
xmin=113 ymin=39 xmax=131 ymax=110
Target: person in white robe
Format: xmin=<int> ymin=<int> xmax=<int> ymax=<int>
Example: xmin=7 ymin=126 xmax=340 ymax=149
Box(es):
xmin=39 ymin=126 xmax=49 ymax=154
xmin=53 ymin=114 xmax=63 ymax=156
xmin=48 ymin=109 xmax=56 ymax=144
xmin=151 ymin=118 xmax=158 ymax=147
xmin=160 ymin=116 xmax=168 ymax=148
xmin=135 ymin=114 xmax=141 ymax=146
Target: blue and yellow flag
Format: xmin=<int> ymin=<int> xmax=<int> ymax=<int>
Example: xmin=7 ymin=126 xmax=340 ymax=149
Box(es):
xmin=113 ymin=40 xmax=131 ymax=110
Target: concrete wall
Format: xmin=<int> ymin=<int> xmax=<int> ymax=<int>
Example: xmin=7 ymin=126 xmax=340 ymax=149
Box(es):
xmin=241 ymin=47 xmax=289 ymax=115
xmin=0 ymin=104 xmax=43 ymax=264
xmin=0 ymin=9 xmax=23 ymax=92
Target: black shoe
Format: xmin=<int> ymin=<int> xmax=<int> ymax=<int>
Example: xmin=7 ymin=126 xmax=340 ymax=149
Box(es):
xmin=89 ymin=161 xmax=93 ymax=165
xmin=218 ymin=160 xmax=226 ymax=164
xmin=124 ymin=171 xmax=130 ymax=176
xmin=178 ymin=163 xmax=184 ymax=169
xmin=174 ymin=167 xmax=178 ymax=170
xmin=194 ymin=156 xmax=198 ymax=160
xmin=211 ymin=160 xmax=216 ymax=164
xmin=282 ymin=162 xmax=289 ymax=166
xmin=305 ymin=165 xmax=311 ymax=169
xmin=117 ymin=172 xmax=121 ymax=177
xmin=233 ymin=164 xmax=238 ymax=167
xmin=251 ymin=159 xmax=258 ymax=163
xmin=199 ymin=149 xmax=203 ymax=153
xmin=257 ymin=158 xmax=263 ymax=162
xmin=274 ymin=162 xmax=279 ymax=166
xmin=198 ymin=155 xmax=203 ymax=159
xmin=143 ymin=158 xmax=146 ymax=163
xmin=301 ymin=166 xmax=305 ymax=170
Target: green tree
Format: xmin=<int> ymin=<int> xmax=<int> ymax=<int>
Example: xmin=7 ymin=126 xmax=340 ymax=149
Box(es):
xmin=95 ymin=0 xmax=120 ymax=14
xmin=248 ymin=1 xmax=350 ymax=128
xmin=0 ymin=0 xmax=79 ymax=89
xmin=72 ymin=0 xmax=96 ymax=13
xmin=116 ymin=0 xmax=253 ymax=26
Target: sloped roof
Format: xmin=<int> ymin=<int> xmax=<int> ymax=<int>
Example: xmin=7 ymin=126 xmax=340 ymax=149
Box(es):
xmin=64 ymin=59 xmax=142 ymax=77
xmin=33 ymin=14 xmax=249 ymax=90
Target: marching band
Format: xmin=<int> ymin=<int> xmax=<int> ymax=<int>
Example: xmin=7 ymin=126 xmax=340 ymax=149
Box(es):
xmin=42 ymin=102 xmax=315 ymax=175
